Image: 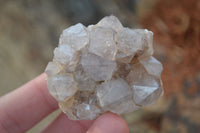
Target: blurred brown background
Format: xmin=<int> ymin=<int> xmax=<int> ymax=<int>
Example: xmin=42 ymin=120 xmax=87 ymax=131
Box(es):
xmin=0 ymin=0 xmax=200 ymax=132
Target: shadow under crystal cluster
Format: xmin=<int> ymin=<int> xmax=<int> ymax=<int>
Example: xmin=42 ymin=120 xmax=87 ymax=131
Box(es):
xmin=45 ymin=15 xmax=163 ymax=120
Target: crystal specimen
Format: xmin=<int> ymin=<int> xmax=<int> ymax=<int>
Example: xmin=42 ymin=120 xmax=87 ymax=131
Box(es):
xmin=45 ymin=15 xmax=164 ymax=120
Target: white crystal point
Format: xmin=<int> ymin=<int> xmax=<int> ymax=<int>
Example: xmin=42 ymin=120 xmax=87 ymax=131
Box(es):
xmin=89 ymin=27 xmax=117 ymax=61
xmin=75 ymin=103 xmax=101 ymax=120
xmin=132 ymin=84 xmax=162 ymax=106
xmin=45 ymin=15 xmax=164 ymax=120
xmin=139 ymin=56 xmax=163 ymax=77
xmin=45 ymin=61 xmax=61 ymax=76
xmin=53 ymin=45 xmax=79 ymax=72
xmin=126 ymin=62 xmax=163 ymax=105
xmin=97 ymin=15 xmax=123 ymax=33
xmin=59 ymin=23 xmax=89 ymax=50
xmin=81 ymin=52 xmax=117 ymax=81
xmin=96 ymin=78 xmax=132 ymax=108
xmin=47 ymin=74 xmax=78 ymax=101
xmin=134 ymin=29 xmax=154 ymax=57
xmin=117 ymin=28 xmax=146 ymax=56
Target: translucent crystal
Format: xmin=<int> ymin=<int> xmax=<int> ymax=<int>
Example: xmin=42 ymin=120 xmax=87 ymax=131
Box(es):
xmin=53 ymin=45 xmax=79 ymax=72
xmin=45 ymin=15 xmax=164 ymax=120
xmin=116 ymin=51 xmax=134 ymax=63
xmin=107 ymin=99 xmax=140 ymax=114
xmin=89 ymin=27 xmax=117 ymax=61
xmin=59 ymin=23 xmax=89 ymax=50
xmin=45 ymin=61 xmax=61 ymax=76
xmin=117 ymin=28 xmax=146 ymax=56
xmin=81 ymin=52 xmax=117 ymax=81
xmin=75 ymin=103 xmax=101 ymax=120
xmin=134 ymin=29 xmax=154 ymax=57
xmin=126 ymin=62 xmax=163 ymax=105
xmin=47 ymin=74 xmax=78 ymax=102
xmin=97 ymin=15 xmax=123 ymax=33
xmin=96 ymin=78 xmax=131 ymax=108
xmin=139 ymin=56 xmax=163 ymax=77
xmin=59 ymin=98 xmax=78 ymax=120
xmin=74 ymin=65 xmax=96 ymax=92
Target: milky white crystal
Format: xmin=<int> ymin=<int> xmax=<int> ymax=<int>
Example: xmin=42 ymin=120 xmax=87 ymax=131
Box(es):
xmin=45 ymin=15 xmax=164 ymax=120
xmin=81 ymin=52 xmax=117 ymax=81
xmin=97 ymin=15 xmax=123 ymax=33
xmin=59 ymin=23 xmax=89 ymax=50
xmin=89 ymin=27 xmax=117 ymax=61
xmin=47 ymin=74 xmax=78 ymax=101
xmin=119 ymin=28 xmax=147 ymax=57
xmin=96 ymin=78 xmax=132 ymax=108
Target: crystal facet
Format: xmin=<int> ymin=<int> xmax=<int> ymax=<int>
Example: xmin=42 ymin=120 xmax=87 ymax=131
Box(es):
xmin=97 ymin=15 xmax=123 ymax=33
xmin=117 ymin=28 xmax=146 ymax=56
xmin=96 ymin=78 xmax=132 ymax=108
xmin=81 ymin=52 xmax=117 ymax=81
xmin=89 ymin=27 xmax=117 ymax=61
xmin=59 ymin=23 xmax=89 ymax=50
xmin=45 ymin=15 xmax=164 ymax=120
xmin=47 ymin=74 xmax=78 ymax=101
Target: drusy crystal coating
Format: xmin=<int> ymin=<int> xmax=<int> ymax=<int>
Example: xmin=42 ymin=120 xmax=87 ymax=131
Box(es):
xmin=45 ymin=15 xmax=164 ymax=120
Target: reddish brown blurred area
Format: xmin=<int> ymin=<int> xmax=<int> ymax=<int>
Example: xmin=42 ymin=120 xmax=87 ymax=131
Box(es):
xmin=142 ymin=0 xmax=200 ymax=97
xmin=141 ymin=0 xmax=200 ymax=132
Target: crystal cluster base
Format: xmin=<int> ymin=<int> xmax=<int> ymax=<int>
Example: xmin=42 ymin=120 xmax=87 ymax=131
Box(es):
xmin=45 ymin=15 xmax=164 ymax=120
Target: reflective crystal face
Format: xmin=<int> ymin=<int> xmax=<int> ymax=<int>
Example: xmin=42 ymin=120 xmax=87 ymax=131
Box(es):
xmin=45 ymin=15 xmax=164 ymax=120
xmin=96 ymin=78 xmax=132 ymax=108
xmin=126 ymin=60 xmax=163 ymax=105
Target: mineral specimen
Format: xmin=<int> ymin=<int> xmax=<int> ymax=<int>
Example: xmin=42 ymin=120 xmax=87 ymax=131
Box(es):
xmin=45 ymin=15 xmax=163 ymax=120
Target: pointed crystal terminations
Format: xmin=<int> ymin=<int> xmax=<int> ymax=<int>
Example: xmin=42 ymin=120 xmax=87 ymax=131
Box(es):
xmin=45 ymin=15 xmax=164 ymax=120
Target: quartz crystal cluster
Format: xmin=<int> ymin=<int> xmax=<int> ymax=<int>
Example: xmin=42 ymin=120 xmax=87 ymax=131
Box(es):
xmin=45 ymin=15 xmax=164 ymax=120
